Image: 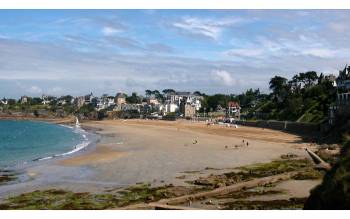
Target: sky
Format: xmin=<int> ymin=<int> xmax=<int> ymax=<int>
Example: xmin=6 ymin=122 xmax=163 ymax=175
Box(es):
xmin=0 ymin=10 xmax=350 ymax=98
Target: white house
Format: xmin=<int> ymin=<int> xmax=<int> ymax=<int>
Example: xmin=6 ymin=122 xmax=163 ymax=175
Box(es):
xmin=84 ymin=92 xmax=94 ymax=104
xmin=41 ymin=95 xmax=51 ymax=105
xmin=165 ymin=103 xmax=179 ymax=113
xmin=96 ymin=98 xmax=106 ymax=111
xmin=0 ymin=98 xmax=8 ymax=105
xmin=20 ymin=96 xmax=28 ymax=104
xmin=107 ymin=97 xmax=115 ymax=107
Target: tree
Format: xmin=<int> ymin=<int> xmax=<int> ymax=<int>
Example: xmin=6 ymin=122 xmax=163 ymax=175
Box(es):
xmin=162 ymin=89 xmax=175 ymax=95
xmin=145 ymin=90 xmax=152 ymax=97
xmin=152 ymin=90 xmax=160 ymax=96
xmin=318 ymin=73 xmax=324 ymax=85
xmin=31 ymin=97 xmax=42 ymax=105
xmin=7 ymin=99 xmax=16 ymax=105
xmin=193 ymin=91 xmax=202 ymax=96
xmin=205 ymin=94 xmax=231 ymax=111
xmin=78 ymin=103 xmax=95 ymax=114
xmin=126 ymin=92 xmax=141 ymax=104
xmin=289 ymin=75 xmax=301 ymax=93
xmin=61 ymin=95 xmax=73 ymax=103
xmin=269 ymin=76 xmax=288 ymax=94
xmin=304 ymin=71 xmax=318 ymax=87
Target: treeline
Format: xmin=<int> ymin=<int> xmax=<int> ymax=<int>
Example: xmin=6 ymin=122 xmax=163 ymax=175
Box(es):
xmin=261 ymin=71 xmax=336 ymax=122
xmin=197 ymin=71 xmax=336 ymax=123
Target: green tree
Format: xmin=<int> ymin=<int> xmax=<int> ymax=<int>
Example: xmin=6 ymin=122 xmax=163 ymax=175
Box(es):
xmin=193 ymin=91 xmax=203 ymax=96
xmin=7 ymin=99 xmax=16 ymax=105
xmin=269 ymin=76 xmax=288 ymax=94
xmin=162 ymin=89 xmax=175 ymax=95
xmin=126 ymin=92 xmax=141 ymax=104
xmin=31 ymin=97 xmax=43 ymax=105
xmin=145 ymin=90 xmax=152 ymax=97
xmin=304 ymin=71 xmax=318 ymax=87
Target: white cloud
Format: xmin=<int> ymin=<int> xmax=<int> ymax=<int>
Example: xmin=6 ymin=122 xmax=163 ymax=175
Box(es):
xmin=301 ymin=48 xmax=335 ymax=58
xmin=173 ymin=17 xmax=245 ymax=40
xmin=27 ymin=86 xmax=42 ymax=94
xmin=226 ymin=34 xmax=340 ymax=60
xmin=226 ymin=48 xmax=264 ymax=57
xmin=102 ymin=26 xmax=120 ymax=36
xmin=212 ymin=70 xmax=236 ymax=86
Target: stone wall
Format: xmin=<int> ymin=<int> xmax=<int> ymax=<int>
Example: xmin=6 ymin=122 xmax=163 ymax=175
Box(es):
xmin=236 ymin=120 xmax=320 ymax=137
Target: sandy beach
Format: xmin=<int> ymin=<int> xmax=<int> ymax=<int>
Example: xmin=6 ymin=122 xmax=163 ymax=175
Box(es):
xmin=0 ymin=119 xmax=316 ymax=203
xmin=60 ymin=119 xmax=309 ymax=186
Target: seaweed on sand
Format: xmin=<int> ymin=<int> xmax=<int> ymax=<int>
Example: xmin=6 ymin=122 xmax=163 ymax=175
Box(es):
xmin=0 ymin=169 xmax=17 ymax=185
xmin=187 ymin=159 xmax=320 ymax=189
xmin=216 ymin=188 xmax=284 ymax=200
xmin=0 ymin=184 xmax=203 ymax=210
xmin=222 ymin=197 xmax=307 ymax=210
xmin=0 ymin=189 xmax=119 ymax=210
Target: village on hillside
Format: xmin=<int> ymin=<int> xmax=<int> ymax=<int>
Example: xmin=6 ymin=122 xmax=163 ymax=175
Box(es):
xmin=0 ymin=89 xmax=242 ymax=121
xmin=0 ymin=65 xmax=349 ymax=128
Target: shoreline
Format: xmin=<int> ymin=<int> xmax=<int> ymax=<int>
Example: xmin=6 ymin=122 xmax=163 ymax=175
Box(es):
xmin=0 ymin=118 xmax=99 ymax=174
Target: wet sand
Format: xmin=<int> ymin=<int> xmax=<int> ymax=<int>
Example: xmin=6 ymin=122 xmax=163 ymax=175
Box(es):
xmin=59 ymin=144 xmax=126 ymax=166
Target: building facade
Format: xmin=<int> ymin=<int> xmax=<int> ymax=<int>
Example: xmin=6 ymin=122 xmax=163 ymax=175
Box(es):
xmin=227 ymin=101 xmax=241 ymax=119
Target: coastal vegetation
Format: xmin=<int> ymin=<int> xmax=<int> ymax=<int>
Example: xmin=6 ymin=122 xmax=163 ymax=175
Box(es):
xmin=187 ymin=158 xmax=322 ymax=189
xmin=0 ymin=158 xmax=322 ymax=210
xmin=198 ymin=71 xmax=336 ymax=123
xmin=0 ymin=184 xmax=202 ymax=210
xmin=221 ymin=197 xmax=308 ymax=210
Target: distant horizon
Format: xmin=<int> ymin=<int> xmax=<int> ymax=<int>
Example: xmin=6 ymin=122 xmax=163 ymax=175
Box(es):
xmin=0 ymin=10 xmax=349 ymax=98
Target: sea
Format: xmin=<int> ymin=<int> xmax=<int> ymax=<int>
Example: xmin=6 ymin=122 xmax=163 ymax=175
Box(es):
xmin=0 ymin=120 xmax=90 ymax=168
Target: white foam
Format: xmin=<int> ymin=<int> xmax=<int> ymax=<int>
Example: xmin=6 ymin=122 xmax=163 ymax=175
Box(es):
xmin=34 ymin=125 xmax=91 ymax=162
xmin=37 ymin=156 xmax=53 ymax=161
xmin=59 ymin=124 xmax=73 ymax=129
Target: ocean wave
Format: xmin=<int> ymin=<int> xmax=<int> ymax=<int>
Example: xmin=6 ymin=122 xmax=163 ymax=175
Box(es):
xmin=33 ymin=125 xmax=91 ymax=162
xmin=59 ymin=124 xmax=74 ymax=129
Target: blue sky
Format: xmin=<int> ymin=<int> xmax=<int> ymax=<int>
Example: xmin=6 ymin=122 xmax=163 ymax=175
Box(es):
xmin=1 ymin=10 xmax=350 ymax=98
